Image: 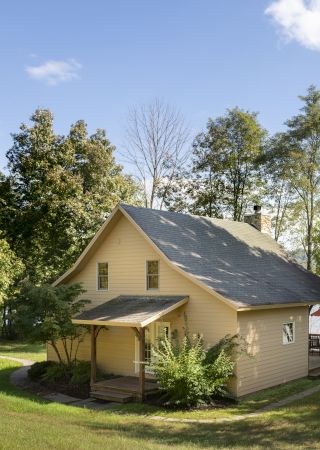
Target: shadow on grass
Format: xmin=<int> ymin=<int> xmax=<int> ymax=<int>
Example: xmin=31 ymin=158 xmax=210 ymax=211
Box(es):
xmin=85 ymin=407 xmax=320 ymax=449
xmin=1 ymin=360 xmax=320 ymax=449
xmin=0 ymin=363 xmax=49 ymax=404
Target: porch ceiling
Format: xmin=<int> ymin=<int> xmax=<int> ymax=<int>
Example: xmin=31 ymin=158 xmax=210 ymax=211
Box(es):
xmin=72 ymin=295 xmax=189 ymax=328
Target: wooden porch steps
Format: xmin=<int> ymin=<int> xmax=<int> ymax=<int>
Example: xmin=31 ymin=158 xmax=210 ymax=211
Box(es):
xmin=90 ymin=390 xmax=134 ymax=403
xmin=90 ymin=376 xmax=158 ymax=402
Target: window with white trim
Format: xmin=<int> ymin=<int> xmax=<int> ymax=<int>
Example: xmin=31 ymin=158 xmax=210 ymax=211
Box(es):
xmin=146 ymin=260 xmax=159 ymax=290
xmin=134 ymin=321 xmax=171 ymax=375
xmin=97 ymin=262 xmax=108 ymax=290
xmin=283 ymin=322 xmax=295 ymax=345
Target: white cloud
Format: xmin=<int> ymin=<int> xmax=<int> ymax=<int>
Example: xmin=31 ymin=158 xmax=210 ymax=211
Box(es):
xmin=26 ymin=59 xmax=82 ymax=85
xmin=265 ymin=0 xmax=320 ymax=51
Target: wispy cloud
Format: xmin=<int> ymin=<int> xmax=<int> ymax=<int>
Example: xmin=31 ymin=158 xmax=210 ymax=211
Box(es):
xmin=265 ymin=0 xmax=320 ymax=51
xmin=26 ymin=59 xmax=82 ymax=85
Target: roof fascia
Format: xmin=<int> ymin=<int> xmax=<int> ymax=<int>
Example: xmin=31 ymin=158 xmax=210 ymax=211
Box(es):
xmin=237 ymin=301 xmax=319 ymax=312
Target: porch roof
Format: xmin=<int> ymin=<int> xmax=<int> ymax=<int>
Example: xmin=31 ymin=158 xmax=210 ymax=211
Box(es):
xmin=72 ymin=295 xmax=189 ymax=328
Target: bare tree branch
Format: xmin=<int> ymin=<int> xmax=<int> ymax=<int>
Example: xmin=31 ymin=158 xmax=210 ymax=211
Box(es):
xmin=122 ymin=99 xmax=190 ymax=208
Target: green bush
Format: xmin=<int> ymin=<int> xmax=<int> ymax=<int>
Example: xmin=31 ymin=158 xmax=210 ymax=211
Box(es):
xmin=70 ymin=361 xmax=91 ymax=385
xmin=29 ymin=359 xmax=117 ymax=387
xmin=42 ymin=362 xmax=70 ymax=382
xmin=152 ymin=334 xmax=238 ymax=408
xmin=28 ymin=361 xmax=56 ymax=381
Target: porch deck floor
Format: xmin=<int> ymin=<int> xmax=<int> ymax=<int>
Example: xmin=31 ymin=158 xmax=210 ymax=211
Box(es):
xmin=309 ymin=355 xmax=320 ymax=371
xmin=92 ymin=376 xmax=158 ymax=394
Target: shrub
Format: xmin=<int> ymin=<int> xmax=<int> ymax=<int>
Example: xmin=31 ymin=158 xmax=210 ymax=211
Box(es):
xmin=70 ymin=361 xmax=91 ymax=385
xmin=42 ymin=362 xmax=70 ymax=382
xmin=29 ymin=359 xmax=118 ymax=388
xmin=152 ymin=334 xmax=239 ymax=408
xmin=28 ymin=361 xmax=56 ymax=381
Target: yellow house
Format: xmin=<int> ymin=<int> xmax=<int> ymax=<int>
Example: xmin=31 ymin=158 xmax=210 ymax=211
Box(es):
xmin=51 ymin=204 xmax=320 ymax=401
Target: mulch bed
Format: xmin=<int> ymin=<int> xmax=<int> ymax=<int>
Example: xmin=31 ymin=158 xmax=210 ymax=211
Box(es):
xmin=144 ymin=391 xmax=237 ymax=410
xmin=38 ymin=380 xmax=90 ymax=399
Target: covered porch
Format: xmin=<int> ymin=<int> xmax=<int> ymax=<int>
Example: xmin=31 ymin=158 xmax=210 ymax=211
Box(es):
xmin=309 ymin=333 xmax=320 ymax=377
xmin=73 ymin=295 xmax=188 ymax=402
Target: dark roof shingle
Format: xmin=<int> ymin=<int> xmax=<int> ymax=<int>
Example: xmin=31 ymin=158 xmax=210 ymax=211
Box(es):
xmin=121 ymin=204 xmax=320 ymax=308
xmin=74 ymin=295 xmax=188 ymax=326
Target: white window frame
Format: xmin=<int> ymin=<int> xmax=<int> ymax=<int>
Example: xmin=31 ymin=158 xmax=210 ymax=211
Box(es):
xmin=96 ymin=262 xmax=109 ymax=291
xmin=282 ymin=321 xmax=295 ymax=345
xmin=146 ymin=260 xmax=160 ymax=291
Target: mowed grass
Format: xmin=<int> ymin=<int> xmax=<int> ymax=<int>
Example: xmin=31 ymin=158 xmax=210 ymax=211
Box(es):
xmin=0 ymin=339 xmax=46 ymax=362
xmin=110 ymin=376 xmax=320 ymax=419
xmin=1 ymin=359 xmax=320 ymax=449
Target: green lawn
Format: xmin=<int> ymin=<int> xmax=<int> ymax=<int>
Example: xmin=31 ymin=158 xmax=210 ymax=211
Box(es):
xmin=110 ymin=376 xmax=320 ymax=419
xmin=1 ymin=341 xmax=320 ymax=449
xmin=1 ymin=358 xmax=320 ymax=449
xmin=0 ymin=339 xmax=46 ymax=362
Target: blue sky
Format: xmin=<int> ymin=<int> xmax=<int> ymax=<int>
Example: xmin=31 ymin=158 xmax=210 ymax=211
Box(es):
xmin=1 ymin=0 xmax=320 ymax=172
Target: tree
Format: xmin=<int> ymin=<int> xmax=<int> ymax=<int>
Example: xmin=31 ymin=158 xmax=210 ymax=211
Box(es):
xmin=165 ymin=108 xmax=266 ymax=220
xmin=160 ymin=169 xmax=224 ymax=218
xmin=15 ymin=283 xmax=90 ymax=365
xmin=0 ymin=238 xmax=24 ymax=338
xmin=62 ymin=119 xmax=141 ymax=247
xmin=5 ymin=109 xmax=140 ymax=284
xmin=261 ymin=145 xmax=297 ymax=242
xmin=124 ymin=99 xmax=189 ymax=209
xmin=267 ymin=86 xmax=320 ymax=271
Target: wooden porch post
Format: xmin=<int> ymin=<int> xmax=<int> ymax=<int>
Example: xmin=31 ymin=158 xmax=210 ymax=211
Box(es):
xmin=90 ymin=325 xmax=97 ymax=386
xmin=139 ymin=327 xmax=145 ymax=402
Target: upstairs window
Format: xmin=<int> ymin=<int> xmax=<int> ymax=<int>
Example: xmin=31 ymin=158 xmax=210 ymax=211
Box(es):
xmin=97 ymin=262 xmax=108 ymax=290
xmin=283 ymin=322 xmax=295 ymax=345
xmin=146 ymin=260 xmax=159 ymax=290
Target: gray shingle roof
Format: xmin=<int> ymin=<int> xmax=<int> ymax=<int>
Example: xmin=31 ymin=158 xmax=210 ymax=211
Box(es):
xmin=73 ymin=295 xmax=188 ymax=326
xmin=121 ymin=204 xmax=320 ymax=308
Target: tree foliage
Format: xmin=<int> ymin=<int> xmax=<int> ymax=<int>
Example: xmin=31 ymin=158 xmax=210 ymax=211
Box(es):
xmin=0 ymin=238 xmax=24 ymax=306
xmin=15 ymin=283 xmax=90 ymax=365
xmin=266 ymin=86 xmax=320 ymax=270
xmin=4 ymin=109 xmax=140 ymax=283
xmin=162 ymin=108 xmax=266 ymax=220
xmin=0 ymin=237 xmax=24 ymax=338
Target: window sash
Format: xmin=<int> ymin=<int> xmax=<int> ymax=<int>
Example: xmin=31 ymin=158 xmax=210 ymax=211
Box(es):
xmin=283 ymin=322 xmax=295 ymax=345
xmin=146 ymin=261 xmax=159 ymax=290
xmin=97 ymin=262 xmax=108 ymax=290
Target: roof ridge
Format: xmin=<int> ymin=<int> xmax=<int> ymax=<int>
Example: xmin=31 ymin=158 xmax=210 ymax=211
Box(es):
xmin=120 ymin=203 xmax=249 ymax=227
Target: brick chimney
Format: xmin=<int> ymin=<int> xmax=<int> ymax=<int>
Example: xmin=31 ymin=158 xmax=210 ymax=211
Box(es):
xmin=244 ymin=205 xmax=271 ymax=234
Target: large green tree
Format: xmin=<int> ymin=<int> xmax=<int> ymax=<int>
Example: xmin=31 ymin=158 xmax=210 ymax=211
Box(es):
xmin=0 ymin=237 xmax=24 ymax=337
xmin=163 ymin=108 xmax=266 ymax=220
xmin=267 ymin=86 xmax=320 ymax=271
xmin=5 ymin=109 xmax=140 ymax=283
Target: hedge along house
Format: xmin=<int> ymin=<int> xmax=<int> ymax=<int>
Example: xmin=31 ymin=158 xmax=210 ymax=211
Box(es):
xmin=51 ymin=204 xmax=320 ymax=401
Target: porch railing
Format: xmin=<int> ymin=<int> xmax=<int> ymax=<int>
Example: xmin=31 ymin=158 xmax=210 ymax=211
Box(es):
xmin=309 ymin=334 xmax=320 ymax=355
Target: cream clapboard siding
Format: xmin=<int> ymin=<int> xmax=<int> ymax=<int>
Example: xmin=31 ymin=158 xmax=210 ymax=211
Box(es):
xmin=235 ymin=306 xmax=309 ymax=396
xmin=48 ymin=215 xmax=237 ymax=378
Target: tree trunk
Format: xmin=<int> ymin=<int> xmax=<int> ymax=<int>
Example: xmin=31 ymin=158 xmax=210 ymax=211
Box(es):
xmin=49 ymin=340 xmax=63 ymax=363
